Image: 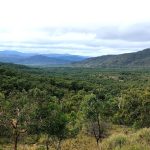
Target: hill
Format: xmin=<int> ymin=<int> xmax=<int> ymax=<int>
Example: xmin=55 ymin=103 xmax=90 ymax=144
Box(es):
xmin=20 ymin=55 xmax=71 ymax=66
xmin=73 ymin=48 xmax=150 ymax=68
xmin=0 ymin=50 xmax=35 ymax=64
xmin=0 ymin=50 xmax=88 ymax=66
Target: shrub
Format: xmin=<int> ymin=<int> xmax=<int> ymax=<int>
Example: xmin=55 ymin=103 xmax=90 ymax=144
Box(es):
xmin=101 ymin=134 xmax=128 ymax=150
xmin=133 ymin=128 xmax=150 ymax=145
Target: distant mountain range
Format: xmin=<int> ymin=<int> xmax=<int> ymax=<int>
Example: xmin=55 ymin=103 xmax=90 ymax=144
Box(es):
xmin=0 ymin=50 xmax=88 ymax=66
xmin=73 ymin=48 xmax=150 ymax=68
xmin=1 ymin=49 xmax=150 ymax=68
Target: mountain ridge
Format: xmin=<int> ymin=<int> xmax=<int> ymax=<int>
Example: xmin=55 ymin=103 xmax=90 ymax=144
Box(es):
xmin=0 ymin=50 xmax=88 ymax=66
xmin=72 ymin=48 xmax=150 ymax=68
xmin=1 ymin=49 xmax=150 ymax=67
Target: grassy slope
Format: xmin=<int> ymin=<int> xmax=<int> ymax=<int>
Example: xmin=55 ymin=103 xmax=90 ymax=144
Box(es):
xmin=1 ymin=127 xmax=150 ymax=150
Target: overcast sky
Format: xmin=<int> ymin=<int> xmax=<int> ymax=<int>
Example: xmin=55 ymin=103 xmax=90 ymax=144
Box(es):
xmin=0 ymin=0 xmax=150 ymax=56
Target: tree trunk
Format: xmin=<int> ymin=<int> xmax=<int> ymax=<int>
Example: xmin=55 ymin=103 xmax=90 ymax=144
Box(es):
xmin=14 ymin=133 xmax=19 ymax=150
xmin=96 ymin=139 xmax=100 ymax=150
xmin=46 ymin=139 xmax=49 ymax=150
xmin=96 ymin=138 xmax=99 ymax=145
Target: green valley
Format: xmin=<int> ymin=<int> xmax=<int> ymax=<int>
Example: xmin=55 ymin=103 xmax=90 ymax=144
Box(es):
xmin=0 ymin=63 xmax=149 ymax=150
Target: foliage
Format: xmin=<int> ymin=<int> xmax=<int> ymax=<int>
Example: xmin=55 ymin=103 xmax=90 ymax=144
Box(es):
xmin=114 ymin=89 xmax=150 ymax=128
xmin=0 ymin=63 xmax=150 ymax=149
xmin=81 ymin=93 xmax=107 ymax=145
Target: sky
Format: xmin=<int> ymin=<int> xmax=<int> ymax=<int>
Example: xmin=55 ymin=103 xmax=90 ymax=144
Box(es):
xmin=0 ymin=0 xmax=150 ymax=56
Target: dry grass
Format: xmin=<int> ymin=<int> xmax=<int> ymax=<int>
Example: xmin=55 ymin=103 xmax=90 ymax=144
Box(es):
xmin=1 ymin=127 xmax=150 ymax=150
xmin=101 ymin=128 xmax=150 ymax=150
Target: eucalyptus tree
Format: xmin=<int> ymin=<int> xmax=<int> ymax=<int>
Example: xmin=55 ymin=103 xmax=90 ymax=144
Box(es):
xmin=0 ymin=91 xmax=32 ymax=150
xmin=81 ymin=93 xmax=107 ymax=149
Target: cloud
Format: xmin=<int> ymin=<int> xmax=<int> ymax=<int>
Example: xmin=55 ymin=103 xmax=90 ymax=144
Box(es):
xmin=95 ymin=23 xmax=150 ymax=42
xmin=1 ymin=24 xmax=150 ymax=56
xmin=1 ymin=0 xmax=150 ymax=56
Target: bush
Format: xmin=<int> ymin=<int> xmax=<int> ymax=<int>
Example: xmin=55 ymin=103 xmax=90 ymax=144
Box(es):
xmin=101 ymin=128 xmax=150 ymax=150
xmin=101 ymin=134 xmax=128 ymax=149
xmin=133 ymin=128 xmax=150 ymax=145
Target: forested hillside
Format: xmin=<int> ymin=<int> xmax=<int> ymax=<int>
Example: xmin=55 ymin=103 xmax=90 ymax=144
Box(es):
xmin=0 ymin=63 xmax=150 ymax=150
xmin=73 ymin=48 xmax=150 ymax=68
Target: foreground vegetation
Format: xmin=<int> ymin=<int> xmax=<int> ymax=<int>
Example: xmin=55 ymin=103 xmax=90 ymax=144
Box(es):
xmin=1 ymin=127 xmax=150 ymax=150
xmin=0 ymin=63 xmax=150 ymax=149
